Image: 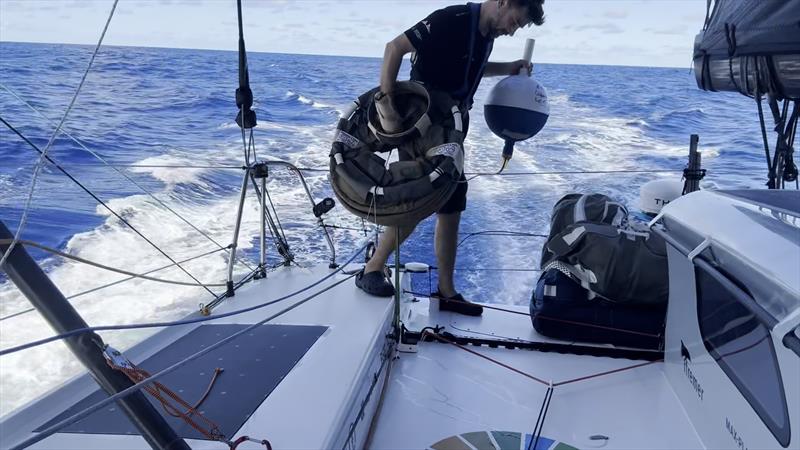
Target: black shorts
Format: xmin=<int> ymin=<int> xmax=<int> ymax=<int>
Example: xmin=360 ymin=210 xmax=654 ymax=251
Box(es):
xmin=438 ymin=174 xmax=467 ymax=214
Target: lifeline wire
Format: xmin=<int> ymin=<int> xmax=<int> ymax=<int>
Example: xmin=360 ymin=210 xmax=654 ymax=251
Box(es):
xmin=9 ymin=272 xmax=358 ymax=450
xmin=0 ymin=239 xmax=227 ymax=287
xmin=0 ymin=116 xmax=216 ymax=297
xmin=0 ymin=232 xmax=374 ymax=357
xmin=0 ymin=247 xmax=227 ymax=322
xmin=0 ymin=0 xmax=118 ymax=270
xmin=295 ymin=167 xmax=685 ymax=176
xmin=0 ymin=82 xmax=255 ymax=272
xmin=408 ymin=290 xmax=661 ymax=338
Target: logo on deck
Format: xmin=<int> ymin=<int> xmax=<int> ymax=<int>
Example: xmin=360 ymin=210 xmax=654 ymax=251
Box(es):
xmin=431 ymin=431 xmax=578 ymax=450
xmin=681 ymin=340 xmax=704 ymax=402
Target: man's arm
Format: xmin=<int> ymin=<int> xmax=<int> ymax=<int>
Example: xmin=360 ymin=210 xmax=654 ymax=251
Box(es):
xmin=380 ymin=34 xmax=416 ymax=94
xmin=484 ymin=60 xmax=532 ymax=77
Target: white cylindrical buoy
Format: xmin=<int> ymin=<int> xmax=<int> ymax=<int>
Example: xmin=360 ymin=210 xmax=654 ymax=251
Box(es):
xmin=484 ymin=38 xmax=550 ymax=162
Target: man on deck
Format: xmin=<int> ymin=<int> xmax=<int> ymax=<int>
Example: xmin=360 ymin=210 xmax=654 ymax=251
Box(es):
xmin=356 ymin=0 xmax=546 ymax=316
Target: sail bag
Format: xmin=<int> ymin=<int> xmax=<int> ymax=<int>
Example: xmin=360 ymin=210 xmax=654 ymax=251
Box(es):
xmin=530 ymin=268 xmax=665 ymax=350
xmin=539 ymin=193 xmax=669 ymax=306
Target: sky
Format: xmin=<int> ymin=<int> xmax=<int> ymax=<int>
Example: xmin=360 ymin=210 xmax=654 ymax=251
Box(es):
xmin=0 ymin=0 xmax=708 ymax=68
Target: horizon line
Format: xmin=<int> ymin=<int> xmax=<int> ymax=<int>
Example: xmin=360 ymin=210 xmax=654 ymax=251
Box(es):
xmin=0 ymin=39 xmax=692 ymax=71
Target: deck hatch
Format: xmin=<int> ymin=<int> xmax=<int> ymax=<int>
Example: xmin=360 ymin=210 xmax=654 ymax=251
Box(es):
xmin=36 ymin=324 xmax=327 ymax=440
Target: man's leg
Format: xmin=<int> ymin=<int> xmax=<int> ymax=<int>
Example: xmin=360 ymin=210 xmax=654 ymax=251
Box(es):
xmin=364 ymin=225 xmax=415 ymax=274
xmin=435 ymin=212 xmax=460 ymax=298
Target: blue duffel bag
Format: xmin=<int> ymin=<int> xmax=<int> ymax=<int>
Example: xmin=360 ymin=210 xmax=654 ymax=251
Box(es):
xmin=530 ymin=268 xmax=666 ymax=350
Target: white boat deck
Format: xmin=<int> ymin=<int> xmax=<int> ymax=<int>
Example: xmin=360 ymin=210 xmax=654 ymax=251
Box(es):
xmin=371 ymin=341 xmax=702 ymax=450
xmin=0 ymin=266 xmax=394 ymax=450
xmin=368 ymin=294 xmax=703 ymax=450
xmin=1 ymin=265 xmax=706 ymax=450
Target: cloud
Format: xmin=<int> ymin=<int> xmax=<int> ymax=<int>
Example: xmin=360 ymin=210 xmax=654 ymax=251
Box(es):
xmin=603 ymin=10 xmax=628 ymax=19
xmin=569 ymin=23 xmax=624 ymax=35
xmin=645 ymin=25 xmax=690 ymax=36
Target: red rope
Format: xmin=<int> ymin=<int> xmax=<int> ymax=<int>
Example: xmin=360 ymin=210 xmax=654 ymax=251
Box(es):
xmin=552 ymin=359 xmax=663 ymax=387
xmin=115 ymin=364 xmax=224 ymax=440
xmin=423 ymin=331 xmax=661 ymax=389
xmin=105 ymin=356 xmax=272 ymax=449
xmin=422 ymin=331 xmax=550 ymax=386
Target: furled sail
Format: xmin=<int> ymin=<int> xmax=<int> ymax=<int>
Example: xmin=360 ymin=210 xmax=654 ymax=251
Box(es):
xmin=694 ymin=0 xmax=800 ymax=99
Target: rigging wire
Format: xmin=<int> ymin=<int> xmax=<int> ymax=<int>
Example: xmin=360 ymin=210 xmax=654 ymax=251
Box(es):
xmin=0 ymin=234 xmax=373 ymax=357
xmin=8 ymin=272 xmax=358 ymax=450
xmin=456 ymin=230 xmax=547 ymax=248
xmin=0 ymin=239 xmax=227 ymax=287
xmin=0 ymin=247 xmax=227 ymax=322
xmin=25 ymin=163 xmax=246 ymax=170
xmin=294 ymin=167 xmax=685 ymax=176
xmin=0 ymin=116 xmax=216 ymax=297
xmin=6 ymin=163 xmax=687 ymax=177
xmin=0 ymin=0 xmax=119 ymax=270
xmin=0 ymin=83 xmax=255 ymax=272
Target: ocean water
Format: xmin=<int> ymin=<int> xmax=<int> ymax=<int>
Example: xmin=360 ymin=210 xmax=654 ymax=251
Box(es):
xmin=0 ymin=42 xmax=769 ymax=416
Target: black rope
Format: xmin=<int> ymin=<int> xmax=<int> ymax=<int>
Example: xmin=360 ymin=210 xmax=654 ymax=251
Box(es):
xmin=1 ymin=84 xmax=254 ymax=272
xmin=755 ymin=66 xmax=775 ymax=184
xmin=0 ymin=235 xmax=372 ymax=357
xmin=528 ymin=384 xmax=554 ymax=450
xmin=457 ymin=230 xmax=547 ymax=248
xmin=0 ymin=116 xmax=216 ymax=297
xmin=50 ymin=163 xmax=245 ymax=170
xmin=0 ymin=247 xmax=228 ymax=322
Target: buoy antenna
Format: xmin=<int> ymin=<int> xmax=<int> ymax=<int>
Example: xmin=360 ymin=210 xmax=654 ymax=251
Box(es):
xmin=519 ymin=38 xmax=535 ymax=76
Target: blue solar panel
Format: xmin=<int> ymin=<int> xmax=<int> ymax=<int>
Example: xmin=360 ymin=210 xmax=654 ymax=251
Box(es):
xmin=36 ymin=324 xmax=327 ymax=440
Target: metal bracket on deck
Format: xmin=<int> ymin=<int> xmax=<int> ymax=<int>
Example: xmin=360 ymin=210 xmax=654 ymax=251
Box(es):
xmin=397 ymin=325 xmax=419 ymax=353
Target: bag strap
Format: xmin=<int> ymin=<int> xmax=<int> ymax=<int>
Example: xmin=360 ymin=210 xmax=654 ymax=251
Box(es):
xmin=546 ymin=223 xmax=619 ymax=258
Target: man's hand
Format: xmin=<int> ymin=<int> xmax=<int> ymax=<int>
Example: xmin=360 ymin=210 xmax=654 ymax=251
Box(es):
xmin=484 ymin=60 xmax=533 ymax=77
xmin=508 ymin=59 xmax=532 ymax=76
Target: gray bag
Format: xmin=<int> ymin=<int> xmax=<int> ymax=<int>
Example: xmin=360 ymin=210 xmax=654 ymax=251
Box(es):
xmin=541 ymin=194 xmax=668 ymax=306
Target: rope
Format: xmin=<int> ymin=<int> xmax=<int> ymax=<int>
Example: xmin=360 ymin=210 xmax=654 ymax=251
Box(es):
xmin=0 ymin=234 xmax=373 ymax=357
xmin=0 ymin=0 xmax=119 ymax=270
xmin=457 ymin=230 xmax=547 ymax=248
xmin=0 ymin=83 xmax=255 ymax=272
xmin=106 ymin=357 xmax=225 ymax=441
xmin=528 ymin=383 xmax=554 ymax=450
xmin=422 ymin=330 xmax=662 ymax=388
xmin=188 ymin=367 xmax=224 ymax=414
xmin=407 ymin=290 xmax=662 ymax=339
xmin=0 ymin=247 xmax=226 ymax=322
xmin=296 ymin=167 xmax=684 ymax=176
xmin=422 ymin=330 xmax=549 ymax=386
xmin=552 ymin=359 xmax=662 ymax=387
xmin=9 ymin=272 xmax=357 ymax=450
xmin=0 ymin=239 xmax=227 ymax=287
xmin=0 ymin=116 xmax=216 ymax=297
xmin=28 ymin=163 xmax=246 ymax=170
xmin=104 ymin=349 xmax=272 ymax=448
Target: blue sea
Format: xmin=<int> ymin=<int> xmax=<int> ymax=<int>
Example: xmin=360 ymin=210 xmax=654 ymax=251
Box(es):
xmin=0 ymin=41 xmax=769 ymax=415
